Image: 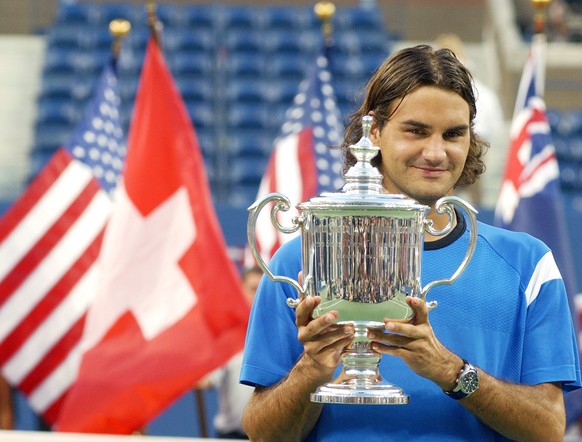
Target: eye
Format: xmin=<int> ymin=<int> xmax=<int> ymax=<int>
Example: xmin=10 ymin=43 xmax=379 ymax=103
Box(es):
xmin=408 ymin=128 xmax=425 ymax=135
xmin=444 ymin=129 xmax=466 ymax=140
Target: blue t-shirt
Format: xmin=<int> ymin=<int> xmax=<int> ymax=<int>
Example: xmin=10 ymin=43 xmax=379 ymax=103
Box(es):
xmin=241 ymin=216 xmax=581 ymax=441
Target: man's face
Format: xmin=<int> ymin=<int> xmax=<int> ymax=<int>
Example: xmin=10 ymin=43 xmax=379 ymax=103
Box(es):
xmin=370 ymin=86 xmax=471 ymax=206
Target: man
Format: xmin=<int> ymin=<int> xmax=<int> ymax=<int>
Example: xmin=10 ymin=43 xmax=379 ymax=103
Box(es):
xmin=240 ymin=45 xmax=581 ymax=441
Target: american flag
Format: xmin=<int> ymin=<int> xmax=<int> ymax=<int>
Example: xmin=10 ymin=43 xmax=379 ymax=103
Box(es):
xmin=494 ymin=33 xmax=581 ymax=425
xmin=246 ymin=51 xmax=345 ymax=265
xmin=0 ymin=59 xmax=125 ymax=424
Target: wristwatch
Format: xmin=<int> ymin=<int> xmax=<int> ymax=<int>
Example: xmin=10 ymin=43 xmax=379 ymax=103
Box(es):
xmin=444 ymin=359 xmax=479 ymax=400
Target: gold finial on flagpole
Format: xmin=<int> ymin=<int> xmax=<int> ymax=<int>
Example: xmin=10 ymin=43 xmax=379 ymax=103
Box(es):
xmin=109 ymin=19 xmax=131 ymax=58
xmin=531 ymin=0 xmax=552 ymax=34
xmin=314 ymin=1 xmax=336 ymax=46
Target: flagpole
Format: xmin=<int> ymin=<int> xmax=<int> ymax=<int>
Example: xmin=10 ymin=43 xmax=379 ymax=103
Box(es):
xmin=109 ymin=18 xmax=131 ymax=59
xmin=145 ymin=4 xmax=211 ymax=436
xmin=531 ymin=0 xmax=551 ymax=97
xmin=146 ymin=0 xmax=162 ymax=46
xmin=314 ymin=1 xmax=336 ymax=48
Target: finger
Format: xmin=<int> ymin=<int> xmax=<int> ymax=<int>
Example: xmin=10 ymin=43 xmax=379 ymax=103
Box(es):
xmin=295 ymin=296 xmax=320 ymax=326
xmin=298 ymin=310 xmax=339 ymax=342
xmin=406 ymin=296 xmax=428 ymax=324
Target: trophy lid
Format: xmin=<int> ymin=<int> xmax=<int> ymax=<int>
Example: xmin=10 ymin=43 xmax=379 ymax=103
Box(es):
xmin=298 ymin=116 xmax=428 ymax=213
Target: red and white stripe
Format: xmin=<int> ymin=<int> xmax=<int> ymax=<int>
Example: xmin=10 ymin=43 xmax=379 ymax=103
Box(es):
xmin=0 ymin=148 xmax=111 ymax=423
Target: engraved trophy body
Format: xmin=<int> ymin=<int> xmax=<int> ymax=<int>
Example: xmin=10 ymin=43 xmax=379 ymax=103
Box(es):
xmin=247 ymin=116 xmax=478 ymax=405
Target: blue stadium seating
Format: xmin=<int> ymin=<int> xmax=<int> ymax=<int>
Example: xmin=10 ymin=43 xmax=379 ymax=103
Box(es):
xmin=34 ymin=2 xmax=395 ymax=205
xmin=175 ymin=76 xmax=214 ymax=103
xmin=179 ymin=5 xmax=217 ymax=30
xmin=167 ymin=52 xmax=214 ymax=77
xmin=55 ymin=2 xmax=98 ymax=25
xmin=163 ymin=28 xmax=215 ymax=54
xmin=218 ymin=6 xmax=261 ymax=31
xmin=226 ymin=103 xmax=270 ymax=130
xmin=334 ymin=6 xmax=385 ymax=30
xmin=226 ymin=132 xmax=273 ymax=158
xmin=224 ymin=29 xmax=265 ymax=54
xmin=94 ymin=3 xmax=145 ymax=26
xmin=261 ymin=5 xmax=318 ymax=30
xmin=264 ymin=53 xmax=309 ymax=80
xmin=229 ymin=156 xmax=269 ymax=185
xmin=225 ymin=52 xmax=266 ymax=79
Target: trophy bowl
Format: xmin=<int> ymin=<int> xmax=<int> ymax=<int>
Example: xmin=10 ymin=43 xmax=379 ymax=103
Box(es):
xmin=247 ymin=116 xmax=478 ymax=404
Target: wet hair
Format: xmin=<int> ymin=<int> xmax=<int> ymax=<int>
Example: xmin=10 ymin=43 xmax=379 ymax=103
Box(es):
xmin=342 ymin=44 xmax=488 ymax=188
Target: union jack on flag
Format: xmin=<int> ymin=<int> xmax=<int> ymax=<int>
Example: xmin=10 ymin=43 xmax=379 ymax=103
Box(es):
xmin=246 ymin=51 xmax=345 ymax=265
xmin=0 ymin=58 xmax=125 ymax=424
xmin=494 ymin=34 xmax=561 ymax=228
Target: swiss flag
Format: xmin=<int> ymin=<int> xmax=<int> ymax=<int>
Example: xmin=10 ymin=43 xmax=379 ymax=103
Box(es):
xmin=56 ymin=38 xmax=250 ymax=433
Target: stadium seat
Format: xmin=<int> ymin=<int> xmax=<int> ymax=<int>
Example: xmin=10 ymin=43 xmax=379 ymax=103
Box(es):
xmin=163 ymin=28 xmax=215 ymax=54
xmin=180 ymin=5 xmax=217 ymax=30
xmin=45 ymin=25 xmax=84 ymax=50
xmin=226 ymin=132 xmax=273 ymax=158
xmin=263 ymin=30 xmax=306 ymax=54
xmin=225 ymin=52 xmax=266 ymax=79
xmin=94 ymin=3 xmax=145 ymax=27
xmin=32 ymin=122 xmax=73 ymax=153
xmin=227 ymin=183 xmax=262 ymax=207
xmin=175 ymin=76 xmax=214 ymax=103
xmin=262 ymin=81 xmax=298 ymax=105
xmin=264 ymin=53 xmax=309 ymax=80
xmin=227 ymin=103 xmax=270 ymax=130
xmin=76 ymin=27 xmax=115 ymax=51
xmin=559 ymin=161 xmax=582 ymax=190
xmin=334 ymin=6 xmax=385 ymax=31
xmin=262 ymin=5 xmax=307 ymax=32
xmin=35 ymin=99 xmax=79 ymax=126
xmin=226 ymin=79 xmax=265 ymax=103
xmin=186 ymin=103 xmax=215 ymax=130
xmin=229 ymin=156 xmax=269 ymax=185
xmin=55 ymin=2 xmax=98 ymax=25
xmin=153 ymin=3 xmax=183 ymax=28
xmin=167 ymin=52 xmax=214 ymax=77
xmin=333 ymin=30 xmax=390 ymax=56
xmin=219 ymin=6 xmax=261 ymax=31
xmin=224 ymin=30 xmax=265 ymax=54
xmin=39 ymin=74 xmax=97 ymax=103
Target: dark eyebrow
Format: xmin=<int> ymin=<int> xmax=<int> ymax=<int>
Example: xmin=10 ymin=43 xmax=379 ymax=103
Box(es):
xmin=400 ymin=120 xmax=469 ymax=132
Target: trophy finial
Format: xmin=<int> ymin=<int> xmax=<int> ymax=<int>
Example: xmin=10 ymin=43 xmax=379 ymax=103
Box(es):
xmin=361 ymin=115 xmax=372 ymax=139
xmin=342 ymin=116 xmax=384 ymax=194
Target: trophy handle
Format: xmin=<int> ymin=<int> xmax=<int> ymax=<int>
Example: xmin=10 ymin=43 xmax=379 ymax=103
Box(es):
xmin=421 ymin=196 xmax=478 ymax=309
xmin=247 ymin=193 xmax=307 ymax=307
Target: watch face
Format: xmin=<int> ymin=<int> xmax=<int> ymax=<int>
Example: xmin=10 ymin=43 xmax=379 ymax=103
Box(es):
xmin=461 ymin=370 xmax=479 ymax=394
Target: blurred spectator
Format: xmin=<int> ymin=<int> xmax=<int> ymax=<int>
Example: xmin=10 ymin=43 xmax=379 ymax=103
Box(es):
xmin=514 ymin=0 xmax=573 ymax=41
xmin=201 ymin=266 xmax=262 ymax=439
xmin=0 ymin=376 xmax=14 ymax=429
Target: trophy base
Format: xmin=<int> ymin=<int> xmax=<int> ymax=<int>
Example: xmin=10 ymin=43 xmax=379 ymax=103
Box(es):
xmin=310 ymin=382 xmax=409 ymax=405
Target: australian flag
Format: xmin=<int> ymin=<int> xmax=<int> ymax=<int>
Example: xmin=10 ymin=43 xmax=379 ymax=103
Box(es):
xmin=246 ymin=49 xmax=345 ymax=265
xmin=494 ymin=33 xmax=581 ymax=425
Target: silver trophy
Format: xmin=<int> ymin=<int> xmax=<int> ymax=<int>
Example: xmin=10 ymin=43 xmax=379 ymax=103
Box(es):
xmin=247 ymin=116 xmax=478 ymax=405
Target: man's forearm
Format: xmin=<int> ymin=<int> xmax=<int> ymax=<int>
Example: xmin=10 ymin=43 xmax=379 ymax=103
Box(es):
xmin=461 ymin=370 xmax=565 ymax=441
xmin=242 ymin=355 xmax=332 ymax=441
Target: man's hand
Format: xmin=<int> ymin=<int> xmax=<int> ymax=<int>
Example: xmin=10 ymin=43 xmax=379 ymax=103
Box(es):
xmin=367 ymin=295 xmax=462 ymax=391
xmin=295 ymin=296 xmax=355 ymax=379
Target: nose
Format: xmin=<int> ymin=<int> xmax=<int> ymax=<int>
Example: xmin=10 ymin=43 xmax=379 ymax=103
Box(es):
xmin=422 ymin=135 xmax=447 ymax=164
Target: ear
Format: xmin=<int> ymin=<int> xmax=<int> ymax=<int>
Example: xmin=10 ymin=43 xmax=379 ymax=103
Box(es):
xmin=367 ymin=111 xmax=380 ymax=144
